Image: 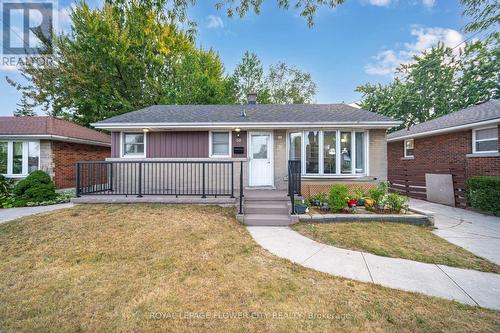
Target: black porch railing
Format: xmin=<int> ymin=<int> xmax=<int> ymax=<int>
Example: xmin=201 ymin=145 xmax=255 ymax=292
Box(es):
xmin=76 ymin=160 xmax=238 ymax=199
xmin=288 ymin=160 xmax=302 ymax=214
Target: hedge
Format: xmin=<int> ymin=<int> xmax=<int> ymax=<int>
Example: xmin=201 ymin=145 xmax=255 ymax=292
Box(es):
xmin=466 ymin=176 xmax=500 ymax=216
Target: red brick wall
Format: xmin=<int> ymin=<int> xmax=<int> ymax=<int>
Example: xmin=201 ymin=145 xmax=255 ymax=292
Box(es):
xmin=388 ymin=125 xmax=500 ymax=207
xmin=466 ymin=126 xmax=500 ymax=178
xmin=52 ymin=141 xmax=110 ymax=189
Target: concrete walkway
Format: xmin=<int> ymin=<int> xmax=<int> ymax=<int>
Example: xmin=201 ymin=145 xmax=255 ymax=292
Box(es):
xmin=247 ymin=226 xmax=500 ymax=310
xmin=0 ymin=203 xmax=74 ymax=225
xmin=410 ymin=199 xmax=500 ymax=265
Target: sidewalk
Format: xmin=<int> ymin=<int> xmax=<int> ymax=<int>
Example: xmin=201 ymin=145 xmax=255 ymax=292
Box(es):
xmin=410 ymin=199 xmax=500 ymax=265
xmin=0 ymin=203 xmax=74 ymax=225
xmin=247 ymin=226 xmax=500 ymax=310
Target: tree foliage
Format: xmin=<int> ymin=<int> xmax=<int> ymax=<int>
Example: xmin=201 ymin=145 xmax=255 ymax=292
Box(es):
xmin=232 ymin=51 xmax=316 ymax=104
xmin=8 ymin=1 xmax=235 ymax=125
xmin=356 ymin=40 xmax=499 ymax=130
xmin=461 ymin=0 xmax=499 ymax=37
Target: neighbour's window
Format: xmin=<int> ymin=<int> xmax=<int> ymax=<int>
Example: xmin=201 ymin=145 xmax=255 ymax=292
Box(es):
xmin=473 ymin=127 xmax=498 ymax=153
xmin=123 ymin=133 xmax=145 ymax=156
xmin=12 ymin=142 xmax=23 ymax=174
xmin=0 ymin=141 xmax=40 ymax=176
xmin=28 ymin=142 xmax=40 ymax=173
xmin=211 ymin=131 xmax=230 ymax=157
xmin=0 ymin=142 xmax=7 ymax=174
xmin=404 ymin=139 xmax=414 ymax=158
xmin=289 ymin=130 xmax=367 ymax=176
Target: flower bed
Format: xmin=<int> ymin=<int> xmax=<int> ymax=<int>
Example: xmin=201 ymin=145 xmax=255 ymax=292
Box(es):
xmin=298 ymin=182 xmax=410 ymax=215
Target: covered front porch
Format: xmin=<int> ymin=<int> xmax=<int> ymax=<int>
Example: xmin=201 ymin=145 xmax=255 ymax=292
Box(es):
xmin=73 ymin=159 xmax=302 ymax=225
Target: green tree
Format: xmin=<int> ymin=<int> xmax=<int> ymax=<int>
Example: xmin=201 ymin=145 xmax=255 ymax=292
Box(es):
xmin=456 ymin=39 xmax=500 ymax=105
xmin=267 ymin=62 xmax=316 ymax=104
xmin=8 ymin=1 xmax=235 ymax=126
xmin=231 ymin=51 xmax=267 ymax=104
xmin=356 ymin=40 xmax=499 ymax=131
xmin=357 ymin=44 xmax=458 ymax=129
xmin=461 ymin=0 xmax=499 ymax=37
xmin=232 ymin=52 xmax=316 ymax=104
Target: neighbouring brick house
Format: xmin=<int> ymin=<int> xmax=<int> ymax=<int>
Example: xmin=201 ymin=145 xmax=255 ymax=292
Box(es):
xmin=0 ymin=116 xmax=111 ymax=189
xmin=387 ymin=100 xmax=499 ymax=207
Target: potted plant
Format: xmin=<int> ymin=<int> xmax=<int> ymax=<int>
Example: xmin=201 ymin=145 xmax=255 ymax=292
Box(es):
xmin=354 ymin=188 xmax=366 ymax=206
xmin=294 ymin=199 xmax=309 ymax=214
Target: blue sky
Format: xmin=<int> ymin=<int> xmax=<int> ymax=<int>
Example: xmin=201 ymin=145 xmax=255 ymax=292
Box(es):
xmin=0 ymin=0 xmax=468 ymax=116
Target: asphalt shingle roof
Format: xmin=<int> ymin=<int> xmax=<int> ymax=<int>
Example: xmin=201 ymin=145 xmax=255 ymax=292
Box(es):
xmin=95 ymin=104 xmax=396 ymax=124
xmin=0 ymin=116 xmax=111 ymax=144
xmin=387 ymin=100 xmax=500 ymax=140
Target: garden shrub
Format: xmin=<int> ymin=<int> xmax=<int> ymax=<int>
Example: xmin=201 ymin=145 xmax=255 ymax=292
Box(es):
xmin=12 ymin=170 xmax=57 ymax=207
xmin=368 ymin=182 xmax=389 ymax=206
xmin=466 ymin=176 xmax=500 ymax=216
xmin=328 ymin=185 xmax=349 ymax=212
xmin=385 ymin=192 xmax=409 ymax=213
xmin=0 ymin=175 xmax=14 ymax=208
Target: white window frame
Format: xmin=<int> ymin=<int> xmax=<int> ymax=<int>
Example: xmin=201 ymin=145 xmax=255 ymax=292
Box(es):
xmin=0 ymin=140 xmax=40 ymax=178
xmin=404 ymin=139 xmax=414 ymax=158
xmin=472 ymin=126 xmax=498 ymax=154
xmin=121 ymin=132 xmax=146 ymax=158
xmin=209 ymin=130 xmax=232 ymax=158
xmin=286 ymin=129 xmax=368 ymax=178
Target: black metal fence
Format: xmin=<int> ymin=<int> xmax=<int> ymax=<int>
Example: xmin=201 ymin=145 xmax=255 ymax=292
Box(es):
xmin=76 ymin=161 xmax=236 ymax=198
xmin=288 ymin=160 xmax=302 ymax=214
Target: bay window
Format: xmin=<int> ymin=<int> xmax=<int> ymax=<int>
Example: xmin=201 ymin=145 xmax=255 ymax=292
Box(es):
xmin=289 ymin=132 xmax=302 ymax=161
xmin=0 ymin=141 xmax=40 ymax=176
xmin=323 ymin=131 xmax=336 ymax=174
xmin=305 ymin=131 xmax=319 ymax=174
xmin=288 ymin=130 xmax=367 ymax=176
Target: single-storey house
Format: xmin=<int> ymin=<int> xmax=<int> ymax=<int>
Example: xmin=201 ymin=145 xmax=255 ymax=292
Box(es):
xmin=0 ymin=116 xmax=111 ymax=188
xmin=387 ymin=99 xmax=499 ymax=207
xmin=91 ymin=94 xmax=399 ymax=197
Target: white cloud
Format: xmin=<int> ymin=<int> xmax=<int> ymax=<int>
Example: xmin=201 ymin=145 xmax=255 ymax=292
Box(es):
xmin=365 ymin=26 xmax=464 ymax=76
xmin=368 ymin=0 xmax=392 ymax=6
xmin=206 ymin=15 xmax=224 ymax=29
xmin=422 ymin=0 xmax=435 ymax=8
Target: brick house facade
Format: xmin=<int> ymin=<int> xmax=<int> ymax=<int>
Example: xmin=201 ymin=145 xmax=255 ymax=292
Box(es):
xmin=0 ymin=117 xmax=110 ymax=189
xmin=387 ymin=101 xmax=499 ymax=207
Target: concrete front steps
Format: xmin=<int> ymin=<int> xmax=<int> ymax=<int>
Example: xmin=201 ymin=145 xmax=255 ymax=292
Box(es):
xmin=240 ymin=190 xmax=297 ymax=226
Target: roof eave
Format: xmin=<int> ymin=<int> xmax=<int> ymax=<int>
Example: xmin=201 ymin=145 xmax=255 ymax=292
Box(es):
xmin=92 ymin=121 xmax=402 ymax=131
xmin=387 ymin=118 xmax=500 ymax=142
xmin=0 ymin=134 xmax=111 ymax=147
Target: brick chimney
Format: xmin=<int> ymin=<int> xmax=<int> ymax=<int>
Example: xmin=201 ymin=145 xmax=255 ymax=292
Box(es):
xmin=247 ymin=92 xmax=257 ymax=105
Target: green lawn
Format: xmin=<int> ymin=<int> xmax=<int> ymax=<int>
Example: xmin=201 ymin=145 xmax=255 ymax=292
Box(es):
xmin=0 ymin=205 xmax=499 ymax=332
xmin=292 ymin=222 xmax=500 ymax=273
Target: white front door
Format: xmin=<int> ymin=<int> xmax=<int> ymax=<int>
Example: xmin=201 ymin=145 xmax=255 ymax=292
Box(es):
xmin=249 ymin=132 xmax=273 ymax=187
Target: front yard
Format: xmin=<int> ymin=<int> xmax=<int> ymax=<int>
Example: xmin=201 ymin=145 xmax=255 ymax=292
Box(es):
xmin=292 ymin=222 xmax=500 ymax=273
xmin=1 ymin=205 xmax=499 ymax=332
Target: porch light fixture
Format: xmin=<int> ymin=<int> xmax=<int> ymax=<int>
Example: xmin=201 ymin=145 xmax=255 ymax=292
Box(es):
xmin=235 ymin=128 xmax=241 ymax=137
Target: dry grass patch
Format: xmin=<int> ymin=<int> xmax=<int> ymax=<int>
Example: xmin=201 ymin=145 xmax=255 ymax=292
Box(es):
xmin=292 ymin=222 xmax=500 ymax=273
xmin=0 ymin=205 xmax=498 ymax=332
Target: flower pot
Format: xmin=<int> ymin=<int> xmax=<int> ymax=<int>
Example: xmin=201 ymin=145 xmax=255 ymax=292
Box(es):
xmin=295 ymin=204 xmax=308 ymax=214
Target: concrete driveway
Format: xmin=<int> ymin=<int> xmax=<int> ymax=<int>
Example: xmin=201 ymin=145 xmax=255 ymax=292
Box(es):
xmin=410 ymin=199 xmax=500 ymax=265
xmin=0 ymin=203 xmax=74 ymax=225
